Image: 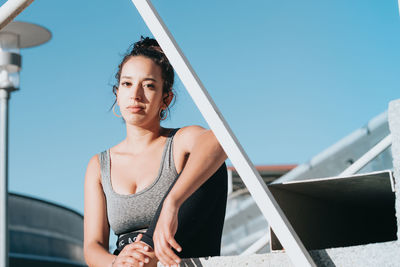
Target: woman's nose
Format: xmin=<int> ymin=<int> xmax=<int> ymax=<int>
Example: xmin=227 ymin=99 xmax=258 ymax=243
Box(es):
xmin=130 ymin=84 xmax=143 ymax=100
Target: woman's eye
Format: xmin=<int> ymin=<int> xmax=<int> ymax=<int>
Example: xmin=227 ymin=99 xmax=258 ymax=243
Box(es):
xmin=121 ymin=81 xmax=131 ymax=87
xmin=144 ymin=84 xmax=155 ymax=88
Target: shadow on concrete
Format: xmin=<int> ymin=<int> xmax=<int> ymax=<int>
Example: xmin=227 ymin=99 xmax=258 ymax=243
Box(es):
xmin=180 ymin=257 xmax=205 ymax=267
xmin=309 ymin=250 xmax=335 ymax=267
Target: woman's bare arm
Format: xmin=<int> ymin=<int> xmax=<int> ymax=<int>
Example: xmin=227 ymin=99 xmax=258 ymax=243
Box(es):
xmin=168 ymin=126 xmax=227 ymax=207
xmin=153 ymin=126 xmax=228 ymax=266
xmin=83 ymin=155 xmax=116 ymax=267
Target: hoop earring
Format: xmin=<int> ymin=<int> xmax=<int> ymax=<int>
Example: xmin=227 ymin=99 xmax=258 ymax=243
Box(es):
xmin=113 ymin=105 xmax=122 ymax=118
xmin=159 ymin=108 xmax=168 ymax=121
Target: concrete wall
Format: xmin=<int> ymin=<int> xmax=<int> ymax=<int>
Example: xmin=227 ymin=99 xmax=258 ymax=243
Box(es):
xmin=389 ymin=99 xmax=400 ymax=240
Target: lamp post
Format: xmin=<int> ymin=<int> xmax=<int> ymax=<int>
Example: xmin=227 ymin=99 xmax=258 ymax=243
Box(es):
xmin=0 ymin=21 xmax=50 ymax=267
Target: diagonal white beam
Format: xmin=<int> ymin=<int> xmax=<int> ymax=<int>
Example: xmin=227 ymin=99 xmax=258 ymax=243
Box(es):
xmin=339 ymin=134 xmax=392 ymax=177
xmin=398 ymin=0 xmax=400 ymax=16
xmin=241 ymin=233 xmax=270 ymax=256
xmin=130 ymin=1 xmax=315 ymax=266
xmin=0 ymin=0 xmax=34 ymax=30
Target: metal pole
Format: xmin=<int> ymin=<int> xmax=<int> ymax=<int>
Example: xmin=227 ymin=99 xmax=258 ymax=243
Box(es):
xmin=241 ymin=233 xmax=269 ymax=256
xmin=0 ymin=0 xmax=34 ymax=30
xmin=227 ymin=169 xmax=233 ymax=195
xmin=0 ymin=88 xmax=9 ymax=267
xmin=398 ymin=0 xmax=400 ymax=16
xmin=130 ymin=1 xmax=315 ymax=266
xmin=339 ymin=134 xmax=392 ymax=177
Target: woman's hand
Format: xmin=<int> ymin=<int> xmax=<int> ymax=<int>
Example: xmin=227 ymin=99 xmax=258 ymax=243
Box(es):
xmin=153 ymin=200 xmax=182 ymax=267
xmin=112 ymin=234 xmax=154 ymax=267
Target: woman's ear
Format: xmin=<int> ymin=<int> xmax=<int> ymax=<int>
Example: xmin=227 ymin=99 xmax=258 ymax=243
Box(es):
xmin=164 ymin=91 xmax=174 ymax=107
xmin=115 ymin=88 xmax=120 ymax=105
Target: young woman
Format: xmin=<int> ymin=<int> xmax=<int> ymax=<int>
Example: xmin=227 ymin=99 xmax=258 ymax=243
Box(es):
xmin=83 ymin=37 xmax=228 ymax=267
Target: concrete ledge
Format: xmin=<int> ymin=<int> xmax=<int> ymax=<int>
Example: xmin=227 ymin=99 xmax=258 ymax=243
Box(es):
xmin=309 ymin=241 xmax=400 ymax=267
xmin=179 ymin=252 xmax=291 ymax=267
xmin=175 ymin=241 xmax=400 ymax=267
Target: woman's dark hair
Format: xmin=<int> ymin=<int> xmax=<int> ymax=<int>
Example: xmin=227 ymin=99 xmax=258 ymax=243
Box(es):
xmin=111 ymin=36 xmax=175 ymax=119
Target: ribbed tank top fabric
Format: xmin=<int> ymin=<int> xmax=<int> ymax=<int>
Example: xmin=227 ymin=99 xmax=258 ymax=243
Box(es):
xmin=98 ymin=128 xmax=180 ymax=235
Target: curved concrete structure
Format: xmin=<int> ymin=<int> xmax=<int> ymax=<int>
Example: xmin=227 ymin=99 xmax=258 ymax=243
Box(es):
xmin=8 ymin=193 xmax=85 ymax=267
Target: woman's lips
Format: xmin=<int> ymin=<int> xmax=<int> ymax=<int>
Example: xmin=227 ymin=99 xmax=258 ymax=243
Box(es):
xmin=126 ymin=106 xmax=144 ymax=113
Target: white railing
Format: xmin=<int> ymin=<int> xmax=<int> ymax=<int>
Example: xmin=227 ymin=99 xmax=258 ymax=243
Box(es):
xmin=241 ymin=233 xmax=270 ymax=256
xmin=339 ymin=134 xmax=392 ymax=177
xmin=0 ymin=0 xmax=33 ymax=30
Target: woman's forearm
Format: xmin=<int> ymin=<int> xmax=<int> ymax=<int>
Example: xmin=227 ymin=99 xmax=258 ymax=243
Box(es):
xmin=84 ymin=242 xmax=116 ymax=267
xmin=166 ymin=130 xmax=227 ymax=208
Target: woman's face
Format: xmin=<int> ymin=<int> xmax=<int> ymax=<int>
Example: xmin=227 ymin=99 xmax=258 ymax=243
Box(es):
xmin=116 ymin=55 xmax=170 ymax=126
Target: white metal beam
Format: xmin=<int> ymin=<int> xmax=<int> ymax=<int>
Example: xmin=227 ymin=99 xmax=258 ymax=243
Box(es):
xmin=0 ymin=0 xmax=34 ymax=30
xmin=227 ymin=169 xmax=233 ymax=195
xmin=241 ymin=233 xmax=270 ymax=256
xmin=0 ymin=89 xmax=9 ymax=267
xmin=130 ymin=1 xmax=315 ymax=266
xmin=398 ymin=0 xmax=400 ymax=16
xmin=340 ymin=134 xmax=392 ymax=177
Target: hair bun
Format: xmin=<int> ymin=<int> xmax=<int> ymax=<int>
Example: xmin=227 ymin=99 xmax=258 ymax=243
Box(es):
xmin=133 ymin=36 xmax=162 ymax=52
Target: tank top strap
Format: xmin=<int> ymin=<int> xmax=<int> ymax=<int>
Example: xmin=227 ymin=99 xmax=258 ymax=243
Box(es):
xmin=98 ymin=150 xmax=111 ymax=192
xmin=164 ymin=128 xmax=180 ymax=173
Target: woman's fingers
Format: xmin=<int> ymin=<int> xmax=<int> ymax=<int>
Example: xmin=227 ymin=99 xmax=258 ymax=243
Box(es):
xmin=155 ymin=235 xmax=181 ymax=266
xmin=114 ymin=235 xmax=156 ymax=267
xmin=121 ymin=257 xmax=141 ymax=267
xmin=168 ymin=237 xmax=182 ymax=253
xmin=130 ymin=250 xmax=148 ymax=264
xmin=119 ymin=252 xmax=147 ymax=267
xmin=164 ymin=234 xmax=181 ymax=264
xmin=156 ymin=247 xmax=175 ymax=266
xmin=136 ymin=234 xmax=143 ymax=242
xmin=126 ymin=242 xmax=148 ymax=253
xmin=135 ymin=234 xmax=150 ymax=252
xmin=121 ymin=241 xmax=150 ymax=264
xmin=113 ymin=255 xmax=141 ymax=267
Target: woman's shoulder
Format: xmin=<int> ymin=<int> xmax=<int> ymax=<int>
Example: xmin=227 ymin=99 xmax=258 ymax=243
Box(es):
xmin=174 ymin=125 xmax=209 ymax=152
xmin=87 ymin=153 xmax=101 ymax=168
xmin=175 ymin=125 xmax=207 ymax=138
xmin=85 ymin=153 xmax=102 ymax=184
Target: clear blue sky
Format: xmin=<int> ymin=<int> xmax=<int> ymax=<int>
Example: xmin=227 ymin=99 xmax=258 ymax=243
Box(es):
xmin=5 ymin=0 xmax=400 ymax=215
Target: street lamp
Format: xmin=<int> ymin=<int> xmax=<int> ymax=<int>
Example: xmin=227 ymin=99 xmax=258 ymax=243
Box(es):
xmin=0 ymin=21 xmax=50 ymax=267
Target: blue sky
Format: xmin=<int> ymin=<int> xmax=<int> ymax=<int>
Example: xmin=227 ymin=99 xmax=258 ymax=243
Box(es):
xmin=4 ymin=0 xmax=400 ymax=215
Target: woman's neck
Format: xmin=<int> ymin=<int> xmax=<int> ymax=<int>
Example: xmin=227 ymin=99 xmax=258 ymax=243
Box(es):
xmin=123 ymin=123 xmax=164 ymax=154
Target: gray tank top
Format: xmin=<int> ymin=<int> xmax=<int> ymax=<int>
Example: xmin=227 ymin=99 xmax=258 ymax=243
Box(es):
xmin=98 ymin=128 xmax=179 ymax=235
